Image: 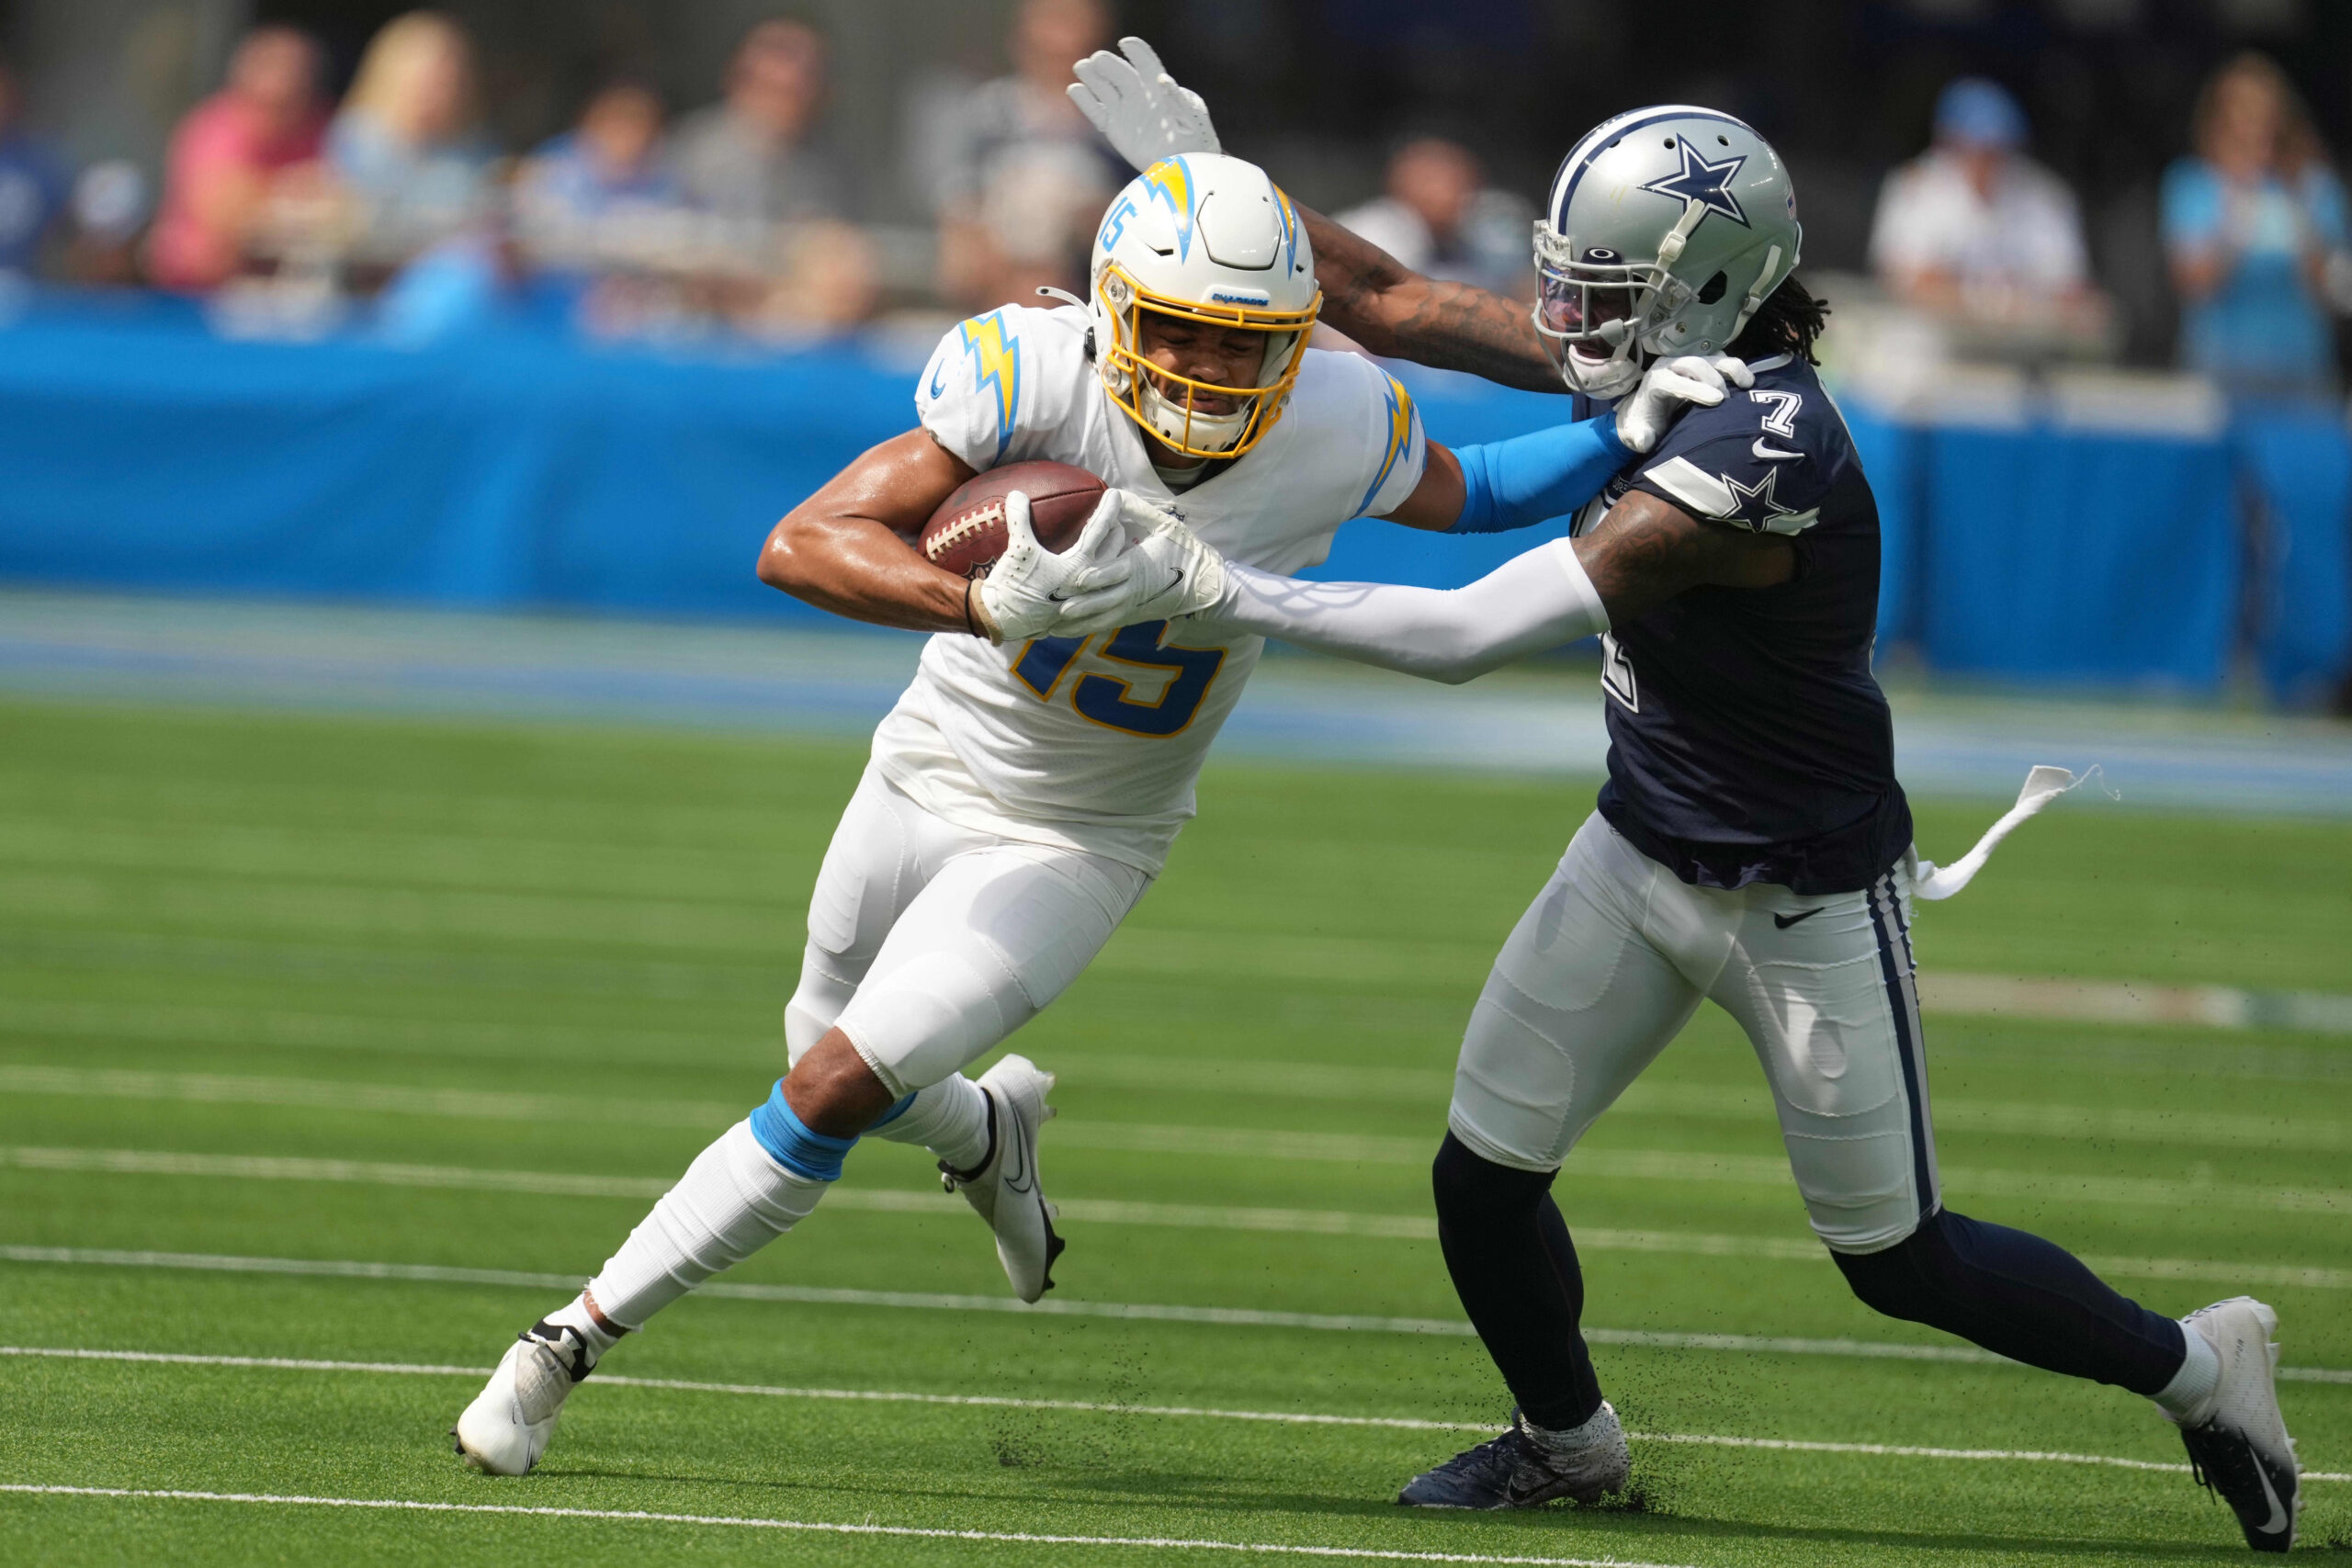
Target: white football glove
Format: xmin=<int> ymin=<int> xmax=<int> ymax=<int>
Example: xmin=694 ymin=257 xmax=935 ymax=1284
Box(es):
xmin=1068 ymin=37 xmax=1221 ymax=173
xmin=970 ymin=489 xmax=1130 ymax=645
xmin=1612 ymin=354 xmax=1755 ymax=456
xmin=1053 ymin=510 xmax=1231 ymax=637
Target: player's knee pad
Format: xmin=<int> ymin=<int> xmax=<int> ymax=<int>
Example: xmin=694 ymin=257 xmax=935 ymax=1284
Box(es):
xmin=745 ymin=1079 xmax=858 ymax=1182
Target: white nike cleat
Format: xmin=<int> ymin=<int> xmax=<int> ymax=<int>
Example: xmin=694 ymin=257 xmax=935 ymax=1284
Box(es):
xmin=451 ymin=1320 xmax=597 ymax=1476
xmin=2170 ymin=1297 xmax=2301 ymax=1553
xmin=941 ymin=1053 xmax=1065 ymax=1303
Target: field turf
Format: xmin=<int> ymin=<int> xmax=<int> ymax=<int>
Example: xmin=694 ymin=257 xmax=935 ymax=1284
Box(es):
xmin=2 ymin=692 xmax=2348 ymax=1566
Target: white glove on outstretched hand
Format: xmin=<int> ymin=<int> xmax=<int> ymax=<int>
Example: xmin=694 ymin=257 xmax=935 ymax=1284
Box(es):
xmin=1054 ymin=510 xmax=1232 ymax=637
xmin=1068 ymin=37 xmax=1221 ymax=172
xmin=971 ymin=489 xmax=1131 ymax=645
xmin=1612 ymin=354 xmax=1754 ymax=455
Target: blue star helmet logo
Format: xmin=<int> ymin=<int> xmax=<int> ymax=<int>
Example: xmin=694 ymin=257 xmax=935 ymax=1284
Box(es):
xmin=1638 ymin=140 xmax=1749 ymax=230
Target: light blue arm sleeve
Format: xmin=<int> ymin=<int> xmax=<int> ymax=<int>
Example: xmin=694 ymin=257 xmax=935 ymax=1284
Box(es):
xmin=1446 ymin=415 xmax=1635 ymax=534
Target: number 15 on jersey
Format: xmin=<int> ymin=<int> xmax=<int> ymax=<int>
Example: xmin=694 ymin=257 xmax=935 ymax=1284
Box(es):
xmin=1012 ymin=621 xmax=1227 ymax=738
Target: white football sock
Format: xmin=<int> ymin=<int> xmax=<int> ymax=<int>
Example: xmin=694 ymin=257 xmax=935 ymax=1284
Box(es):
xmin=542 ymin=1293 xmax=622 ymax=1359
xmin=1521 ymin=1401 xmax=1621 ymax=1453
xmin=2154 ymin=1317 xmax=2222 ymax=1423
xmin=583 ymin=1120 xmax=827 ymax=1329
xmin=864 ymin=1074 xmax=991 ymax=1172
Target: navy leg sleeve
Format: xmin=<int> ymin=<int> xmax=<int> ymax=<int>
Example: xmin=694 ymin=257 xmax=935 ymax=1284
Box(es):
xmin=1431 ymin=1132 xmax=1605 ymax=1429
xmin=1833 ymin=1209 xmax=2188 ymax=1395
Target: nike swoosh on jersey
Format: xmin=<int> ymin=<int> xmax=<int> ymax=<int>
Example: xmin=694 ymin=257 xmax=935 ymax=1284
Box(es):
xmin=1752 ymin=438 xmax=1804 ymax=462
xmin=1772 ymin=907 xmax=1824 ymax=929
xmin=928 ymin=363 xmax=947 ymax=399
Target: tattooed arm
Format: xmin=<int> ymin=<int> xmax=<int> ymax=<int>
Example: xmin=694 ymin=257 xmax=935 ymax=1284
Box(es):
xmin=1302 ymin=208 xmax=1560 ymax=393
xmin=1574 ymin=490 xmax=1792 ymax=622
xmin=1205 ymin=490 xmax=1792 ymax=683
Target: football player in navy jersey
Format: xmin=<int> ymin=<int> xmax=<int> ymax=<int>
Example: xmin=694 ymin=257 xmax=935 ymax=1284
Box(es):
xmin=1074 ymin=49 xmax=2300 ymax=1551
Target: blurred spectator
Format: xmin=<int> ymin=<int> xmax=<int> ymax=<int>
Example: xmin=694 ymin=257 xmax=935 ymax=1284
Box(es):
xmin=326 ymin=12 xmax=494 ymax=252
xmin=1869 ymin=79 xmax=2098 ymax=322
xmin=1334 ymin=138 xmax=1532 ymax=299
xmin=671 ymin=20 xmax=850 ymax=224
xmin=67 ymin=162 xmax=151 ymax=285
xmin=742 ymin=220 xmax=885 ymax=343
xmin=2163 ymin=52 xmax=2348 ymax=402
xmin=149 ymin=27 xmax=326 ymax=292
xmin=518 ymin=81 xmax=677 ymax=224
xmin=0 ymin=56 xmax=70 ymax=276
xmin=925 ymin=0 xmax=1124 ymax=310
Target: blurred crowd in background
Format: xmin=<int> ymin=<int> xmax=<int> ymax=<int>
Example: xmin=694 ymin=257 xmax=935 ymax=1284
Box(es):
xmin=0 ymin=0 xmax=2348 ymax=401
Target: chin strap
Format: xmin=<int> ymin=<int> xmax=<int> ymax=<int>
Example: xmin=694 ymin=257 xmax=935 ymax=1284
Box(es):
xmin=1738 ymin=244 xmax=1785 ymax=321
xmin=1907 ymin=765 xmax=2109 ymax=901
xmin=1655 ymin=199 xmax=1709 ymax=268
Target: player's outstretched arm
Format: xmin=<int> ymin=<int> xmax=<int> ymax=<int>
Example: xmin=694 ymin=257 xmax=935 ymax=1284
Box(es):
xmin=1377 ymin=357 xmax=1750 ymax=533
xmin=756 ymin=430 xmax=980 ymax=633
xmin=1066 ymin=37 xmax=1558 ymax=395
xmin=1303 ymin=209 xmax=1560 ymax=394
xmin=1199 ymin=491 xmax=1792 ymax=684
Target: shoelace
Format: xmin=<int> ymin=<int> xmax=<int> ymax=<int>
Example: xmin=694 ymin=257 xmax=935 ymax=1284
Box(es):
xmin=524 ymin=1323 xmax=596 ymax=1384
xmin=1432 ymin=1429 xmax=1522 ymax=1479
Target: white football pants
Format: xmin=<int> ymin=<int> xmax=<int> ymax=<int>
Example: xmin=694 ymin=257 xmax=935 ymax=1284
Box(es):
xmin=1450 ymin=812 xmax=1939 ymax=1254
xmin=785 ymin=765 xmax=1152 ymax=1096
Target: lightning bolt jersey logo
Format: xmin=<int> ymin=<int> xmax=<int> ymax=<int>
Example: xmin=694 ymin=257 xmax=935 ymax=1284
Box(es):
xmin=1353 ymin=374 xmax=1419 ymax=517
xmin=956 ymin=311 xmax=1022 ymax=462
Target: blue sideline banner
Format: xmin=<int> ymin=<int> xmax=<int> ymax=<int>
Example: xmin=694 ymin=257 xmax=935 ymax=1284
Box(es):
xmin=0 ymin=297 xmax=2342 ymax=694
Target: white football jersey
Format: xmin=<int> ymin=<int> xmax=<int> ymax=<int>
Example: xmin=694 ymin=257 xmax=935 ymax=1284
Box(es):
xmin=876 ymin=302 xmax=1428 ymax=874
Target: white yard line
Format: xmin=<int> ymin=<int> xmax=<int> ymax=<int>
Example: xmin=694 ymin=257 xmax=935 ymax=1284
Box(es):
xmin=0 ymin=1485 xmax=1703 ymax=1566
xmin=1049 ymin=1124 xmax=2352 ymax=1213
xmin=6 ymin=1055 xmax=2345 ymax=1156
xmin=6 ymin=1247 xmax=2348 ymax=1385
xmin=0 ymin=1063 xmax=738 ymax=1130
xmin=6 ymin=1056 xmax=2347 ymax=1207
xmin=1917 ymin=972 xmax=2352 ymax=1034
xmin=2 ymin=1346 xmax=2343 ymax=1485
xmin=5 ymin=975 xmax=2346 ymax=1056
xmin=8 ymin=1145 xmax=2350 ymax=1291
xmin=5 ymin=1053 xmax=2352 ymax=1152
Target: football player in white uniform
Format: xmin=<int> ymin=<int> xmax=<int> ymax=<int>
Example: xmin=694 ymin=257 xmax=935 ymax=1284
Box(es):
xmin=449 ymin=150 xmax=1740 ymax=1476
xmin=1072 ymin=44 xmax=2302 ymax=1551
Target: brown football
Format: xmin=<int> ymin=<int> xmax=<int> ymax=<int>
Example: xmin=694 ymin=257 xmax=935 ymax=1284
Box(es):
xmin=918 ymin=460 xmax=1106 ymax=579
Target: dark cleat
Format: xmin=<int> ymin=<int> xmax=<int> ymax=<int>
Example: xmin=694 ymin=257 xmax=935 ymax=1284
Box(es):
xmin=1397 ymin=1404 xmax=1631 ymax=1509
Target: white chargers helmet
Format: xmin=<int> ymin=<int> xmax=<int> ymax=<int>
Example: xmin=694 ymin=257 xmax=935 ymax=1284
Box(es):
xmin=1088 ymin=152 xmax=1320 ymax=460
xmin=1533 ymin=106 xmax=1803 ymax=398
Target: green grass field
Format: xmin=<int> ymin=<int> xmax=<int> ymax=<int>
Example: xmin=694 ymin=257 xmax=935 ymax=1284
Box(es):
xmin=3 ymin=692 xmax=2348 ymax=1566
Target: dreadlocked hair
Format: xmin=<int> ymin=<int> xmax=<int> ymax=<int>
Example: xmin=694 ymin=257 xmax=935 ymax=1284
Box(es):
xmin=1728 ymin=273 xmax=1830 ymax=365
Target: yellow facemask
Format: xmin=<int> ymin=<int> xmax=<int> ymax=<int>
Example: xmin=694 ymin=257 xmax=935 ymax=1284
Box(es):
xmin=1094 ymin=261 xmax=1320 ymax=460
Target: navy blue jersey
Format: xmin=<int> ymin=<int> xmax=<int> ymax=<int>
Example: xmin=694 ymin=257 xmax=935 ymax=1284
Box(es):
xmin=1568 ymin=354 xmax=1911 ymax=895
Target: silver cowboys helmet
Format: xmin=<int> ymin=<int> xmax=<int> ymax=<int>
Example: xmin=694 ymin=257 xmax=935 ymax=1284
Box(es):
xmin=1534 ymin=106 xmax=1803 ymax=399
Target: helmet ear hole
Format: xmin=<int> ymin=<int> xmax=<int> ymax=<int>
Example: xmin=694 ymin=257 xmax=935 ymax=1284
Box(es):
xmin=1696 ymin=270 xmax=1728 ymax=305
